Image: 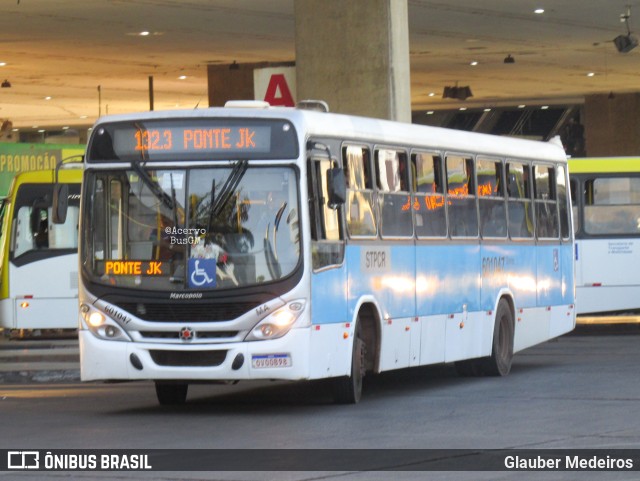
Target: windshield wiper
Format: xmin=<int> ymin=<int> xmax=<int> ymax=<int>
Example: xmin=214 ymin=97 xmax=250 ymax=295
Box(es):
xmin=208 ymin=160 xmax=248 ymax=231
xmin=130 ymin=158 xmax=175 ymax=212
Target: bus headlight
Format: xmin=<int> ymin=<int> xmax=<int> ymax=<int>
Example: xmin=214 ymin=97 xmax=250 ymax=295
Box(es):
xmin=245 ymin=300 xmax=307 ymax=341
xmin=80 ymin=303 xmax=131 ymax=342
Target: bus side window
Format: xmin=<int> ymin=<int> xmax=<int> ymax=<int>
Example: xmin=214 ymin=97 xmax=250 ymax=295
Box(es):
xmin=583 ymin=177 xmax=640 ymax=235
xmin=308 ymin=156 xmax=345 ymax=270
xmin=344 ymin=145 xmax=377 ymax=237
xmin=412 ymin=151 xmax=446 ymax=238
xmin=533 ymin=164 xmax=559 ymax=239
xmin=477 ymin=158 xmax=507 ymax=238
xmin=376 ymin=148 xmax=412 ymax=238
xmin=557 ymin=165 xmax=571 ymax=239
xmin=506 ymin=162 xmax=534 ymax=238
xmin=446 ymin=154 xmax=478 ymax=238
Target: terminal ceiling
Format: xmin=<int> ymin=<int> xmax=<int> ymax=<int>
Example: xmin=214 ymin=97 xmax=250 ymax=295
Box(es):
xmin=0 ymin=0 xmax=639 ymax=130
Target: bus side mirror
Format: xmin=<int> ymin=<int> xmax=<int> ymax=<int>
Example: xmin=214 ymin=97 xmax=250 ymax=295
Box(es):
xmin=52 ymin=184 xmax=69 ymax=224
xmin=326 ymin=167 xmax=346 ymax=208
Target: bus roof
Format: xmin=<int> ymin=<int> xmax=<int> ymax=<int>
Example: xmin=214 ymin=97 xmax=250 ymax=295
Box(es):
xmin=91 ymin=105 xmax=568 ymax=164
xmin=568 ymin=157 xmax=640 ymax=174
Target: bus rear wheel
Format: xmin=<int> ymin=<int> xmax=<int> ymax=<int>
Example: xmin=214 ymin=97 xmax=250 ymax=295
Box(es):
xmin=454 ymin=299 xmax=514 ymax=377
xmin=333 ymin=322 xmax=366 ymax=404
xmin=155 ymin=382 xmax=188 ymax=405
xmin=483 ymin=299 xmax=514 ymax=376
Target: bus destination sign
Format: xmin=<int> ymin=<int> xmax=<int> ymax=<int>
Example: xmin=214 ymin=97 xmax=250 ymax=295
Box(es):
xmin=87 ymin=118 xmax=299 ymax=162
xmin=115 ymin=126 xmax=270 ymax=157
xmin=103 ymin=260 xmax=165 ymax=276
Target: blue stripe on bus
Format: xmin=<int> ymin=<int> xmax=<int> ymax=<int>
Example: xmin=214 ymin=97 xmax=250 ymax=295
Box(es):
xmin=310 ymin=242 xmax=573 ymax=325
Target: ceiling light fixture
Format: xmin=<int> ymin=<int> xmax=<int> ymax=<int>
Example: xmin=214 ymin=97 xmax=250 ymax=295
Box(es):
xmin=504 ymin=54 xmax=515 ymax=64
xmin=1 ymin=79 xmax=11 ymax=88
xmin=614 ymin=6 xmax=638 ymax=53
xmin=0 ymin=62 xmax=6 ymax=67
xmin=442 ymin=83 xmax=473 ymax=100
xmin=534 ymin=8 xmax=545 ymax=14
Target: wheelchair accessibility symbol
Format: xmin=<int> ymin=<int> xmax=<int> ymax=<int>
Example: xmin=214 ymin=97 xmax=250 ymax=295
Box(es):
xmin=188 ymin=258 xmax=216 ymax=288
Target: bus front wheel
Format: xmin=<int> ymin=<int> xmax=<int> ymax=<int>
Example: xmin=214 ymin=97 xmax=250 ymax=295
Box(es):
xmin=333 ymin=322 xmax=366 ymax=404
xmin=155 ymin=382 xmax=188 ymax=405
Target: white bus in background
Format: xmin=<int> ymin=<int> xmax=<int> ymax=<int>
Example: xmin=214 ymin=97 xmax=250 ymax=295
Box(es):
xmin=0 ymin=167 xmax=82 ymax=334
xmin=69 ymin=102 xmax=575 ymax=405
xmin=569 ymin=157 xmax=640 ymax=318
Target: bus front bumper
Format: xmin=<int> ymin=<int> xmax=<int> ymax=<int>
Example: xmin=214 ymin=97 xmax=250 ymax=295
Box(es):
xmin=79 ymin=328 xmax=312 ymax=382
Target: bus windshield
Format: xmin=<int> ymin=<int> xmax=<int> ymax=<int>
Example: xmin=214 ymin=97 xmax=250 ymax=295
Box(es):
xmin=82 ymin=165 xmax=300 ymax=291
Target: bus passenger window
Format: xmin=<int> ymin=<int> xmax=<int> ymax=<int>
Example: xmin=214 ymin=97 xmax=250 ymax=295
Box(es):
xmin=569 ymin=178 xmax=580 ymax=235
xmin=557 ymin=165 xmax=571 ymax=239
xmin=477 ymin=158 xmax=507 ymax=238
xmin=533 ymin=164 xmax=559 ymax=239
xmin=412 ymin=152 xmax=446 ymax=237
xmin=344 ymin=145 xmax=377 ymax=237
xmin=583 ymin=177 xmax=640 ymax=235
xmin=446 ymin=155 xmax=478 ymax=237
xmin=376 ymin=148 xmax=412 ymax=238
xmin=308 ymin=156 xmax=345 ymax=270
xmin=506 ymin=162 xmax=533 ymax=238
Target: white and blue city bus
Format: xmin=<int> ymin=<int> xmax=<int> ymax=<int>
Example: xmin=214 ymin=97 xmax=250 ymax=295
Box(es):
xmin=72 ymin=101 xmax=575 ymax=405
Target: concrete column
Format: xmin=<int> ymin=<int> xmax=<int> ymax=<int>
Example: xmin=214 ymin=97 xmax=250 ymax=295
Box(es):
xmin=584 ymin=93 xmax=640 ymax=156
xmin=294 ymin=0 xmax=411 ymax=122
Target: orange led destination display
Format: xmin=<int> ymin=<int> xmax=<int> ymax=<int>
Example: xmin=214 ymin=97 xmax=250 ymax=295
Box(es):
xmin=89 ymin=119 xmax=299 ymax=162
xmin=134 ymin=127 xmax=263 ymax=152
xmin=104 ymin=260 xmax=165 ymax=276
xmin=113 ymin=125 xmax=271 ymax=157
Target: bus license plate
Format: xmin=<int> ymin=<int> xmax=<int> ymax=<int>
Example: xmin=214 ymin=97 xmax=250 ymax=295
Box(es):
xmin=251 ymin=353 xmax=292 ymax=369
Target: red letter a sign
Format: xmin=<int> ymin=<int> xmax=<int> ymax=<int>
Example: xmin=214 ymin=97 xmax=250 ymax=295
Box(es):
xmin=263 ymin=74 xmax=295 ymax=107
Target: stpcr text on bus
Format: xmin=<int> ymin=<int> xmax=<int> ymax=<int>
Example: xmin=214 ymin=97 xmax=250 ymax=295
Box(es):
xmin=66 ymin=101 xmax=576 ymax=405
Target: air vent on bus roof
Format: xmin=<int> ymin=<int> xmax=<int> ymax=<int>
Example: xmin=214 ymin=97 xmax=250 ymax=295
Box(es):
xmin=296 ymin=100 xmax=329 ymax=112
xmin=224 ymin=100 xmax=270 ymax=109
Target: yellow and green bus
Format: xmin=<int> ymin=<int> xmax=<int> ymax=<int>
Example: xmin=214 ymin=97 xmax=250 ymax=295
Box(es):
xmin=0 ymin=167 xmax=82 ymax=331
xmin=569 ymin=157 xmax=640 ymax=317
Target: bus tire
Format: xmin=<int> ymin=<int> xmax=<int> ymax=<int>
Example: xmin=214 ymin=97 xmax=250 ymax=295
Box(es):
xmin=482 ymin=299 xmax=514 ymax=376
xmin=155 ymin=382 xmax=188 ymax=405
xmin=333 ymin=322 xmax=366 ymax=404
